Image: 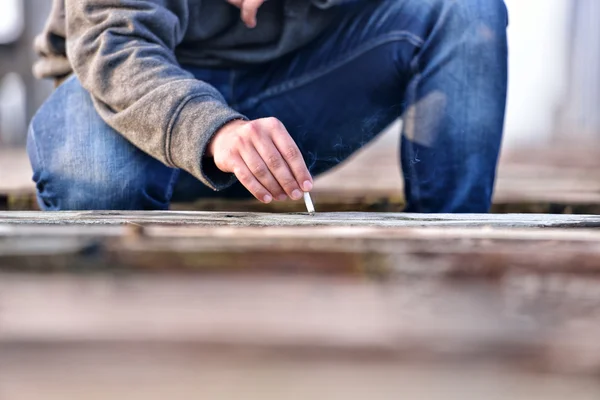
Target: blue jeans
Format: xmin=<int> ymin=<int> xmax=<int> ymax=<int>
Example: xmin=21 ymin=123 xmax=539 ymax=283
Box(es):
xmin=27 ymin=0 xmax=508 ymax=212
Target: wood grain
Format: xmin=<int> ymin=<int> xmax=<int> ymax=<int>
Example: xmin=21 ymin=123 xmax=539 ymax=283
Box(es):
xmin=1 ymin=273 xmax=600 ymax=375
xmin=2 ymin=212 xmax=600 ymax=275
xmin=2 ymin=210 xmax=600 ymax=228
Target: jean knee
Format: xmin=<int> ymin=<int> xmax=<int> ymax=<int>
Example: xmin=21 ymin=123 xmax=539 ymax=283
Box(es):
xmin=27 ymin=76 xmax=176 ymax=211
xmin=395 ymin=0 xmax=507 ymax=35
xmin=28 ymin=146 xmax=174 ymax=211
xmin=30 ymin=173 xmax=146 ymax=211
xmin=443 ymin=0 xmax=508 ymax=35
xmin=27 ymin=128 xmax=129 ymax=211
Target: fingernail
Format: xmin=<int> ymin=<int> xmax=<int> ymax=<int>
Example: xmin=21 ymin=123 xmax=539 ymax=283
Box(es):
xmin=292 ymin=190 xmax=302 ymax=200
xmin=278 ymin=194 xmax=287 ymax=201
xmin=303 ymin=181 xmax=313 ymax=192
xmin=263 ymin=194 xmax=272 ymax=203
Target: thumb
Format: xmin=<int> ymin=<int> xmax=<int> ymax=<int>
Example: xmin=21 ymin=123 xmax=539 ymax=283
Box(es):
xmin=241 ymin=0 xmax=265 ymax=28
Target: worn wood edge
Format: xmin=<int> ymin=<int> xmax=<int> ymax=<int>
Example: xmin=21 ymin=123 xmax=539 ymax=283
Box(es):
xmin=16 ymin=242 xmax=600 ymax=275
xmin=3 ymin=224 xmax=600 ymax=275
xmin=84 ymin=236 xmax=600 ymax=275
xmin=4 ymin=223 xmax=600 ymax=240
xmin=2 ymin=211 xmax=600 ymax=228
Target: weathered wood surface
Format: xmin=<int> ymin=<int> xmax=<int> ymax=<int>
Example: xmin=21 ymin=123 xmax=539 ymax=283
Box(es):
xmin=3 ymin=212 xmax=600 ymax=394
xmin=3 ymin=212 xmax=600 ymax=274
xmin=3 ymin=210 xmax=600 ymax=228
xmin=3 ymin=227 xmax=600 ymax=275
xmin=2 ymin=213 xmax=600 ymax=354
xmin=2 ymin=273 xmax=600 ymax=376
xmin=3 ymin=344 xmax=600 ymax=400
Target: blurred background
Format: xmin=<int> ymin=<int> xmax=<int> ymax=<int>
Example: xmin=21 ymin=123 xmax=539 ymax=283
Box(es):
xmin=0 ymin=0 xmax=50 ymax=147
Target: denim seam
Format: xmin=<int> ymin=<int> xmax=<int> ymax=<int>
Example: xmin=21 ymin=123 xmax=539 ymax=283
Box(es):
xmin=404 ymin=53 xmax=423 ymax=211
xmin=164 ymin=168 xmax=181 ymax=205
xmin=28 ymin=124 xmax=45 ymax=172
xmin=165 ymin=93 xmax=218 ymax=167
xmin=238 ymin=30 xmax=425 ymax=109
xmin=28 ymin=123 xmax=51 ymax=210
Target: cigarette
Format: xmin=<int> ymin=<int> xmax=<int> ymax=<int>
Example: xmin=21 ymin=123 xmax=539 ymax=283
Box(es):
xmin=303 ymin=192 xmax=315 ymax=214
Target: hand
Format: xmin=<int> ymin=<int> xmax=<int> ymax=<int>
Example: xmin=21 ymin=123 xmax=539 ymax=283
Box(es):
xmin=226 ymin=0 xmax=266 ymax=29
xmin=208 ymin=118 xmax=313 ymax=203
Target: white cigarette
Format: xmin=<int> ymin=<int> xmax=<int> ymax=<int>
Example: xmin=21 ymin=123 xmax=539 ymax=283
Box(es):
xmin=303 ymin=192 xmax=315 ymax=214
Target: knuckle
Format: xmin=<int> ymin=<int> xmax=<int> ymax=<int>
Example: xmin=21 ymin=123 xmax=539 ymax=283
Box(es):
xmin=264 ymin=117 xmax=281 ymax=130
xmin=215 ymin=148 xmax=237 ymax=169
xmin=266 ymin=154 xmax=284 ymax=169
xmin=227 ymin=147 xmax=238 ymax=158
xmin=251 ymin=163 xmax=268 ymax=178
xmin=283 ymin=146 xmax=300 ymax=160
xmin=231 ymin=135 xmax=246 ymax=148
xmin=245 ymin=120 xmax=259 ymax=133
xmin=214 ymin=157 xmax=226 ymax=170
xmin=233 ymin=167 xmax=250 ymax=183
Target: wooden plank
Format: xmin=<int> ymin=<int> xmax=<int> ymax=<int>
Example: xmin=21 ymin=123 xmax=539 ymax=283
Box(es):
xmin=3 ymin=348 xmax=599 ymax=400
xmin=2 ymin=212 xmax=600 ymax=274
xmin=1 ymin=273 xmax=600 ymax=376
xmin=2 ymin=210 xmax=600 ymax=228
xmin=3 ymin=217 xmax=600 ymax=275
xmin=2 ymin=211 xmax=600 ymax=274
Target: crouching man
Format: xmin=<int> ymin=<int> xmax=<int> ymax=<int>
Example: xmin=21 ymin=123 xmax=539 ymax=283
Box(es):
xmin=28 ymin=0 xmax=508 ymax=212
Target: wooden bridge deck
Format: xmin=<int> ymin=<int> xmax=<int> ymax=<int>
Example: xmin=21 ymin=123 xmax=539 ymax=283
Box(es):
xmin=3 ymin=135 xmax=600 ymax=398
xmin=2 ymin=211 xmax=600 ymax=370
xmin=2 ymin=211 xmax=600 ymax=397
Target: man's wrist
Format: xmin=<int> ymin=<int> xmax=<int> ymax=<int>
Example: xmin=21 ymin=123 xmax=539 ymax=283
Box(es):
xmin=207 ymin=118 xmax=246 ymax=157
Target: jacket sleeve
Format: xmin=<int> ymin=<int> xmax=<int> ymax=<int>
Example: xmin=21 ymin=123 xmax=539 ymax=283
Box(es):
xmin=66 ymin=0 xmax=246 ymax=190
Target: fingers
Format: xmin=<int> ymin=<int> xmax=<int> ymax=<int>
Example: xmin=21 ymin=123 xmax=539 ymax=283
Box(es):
xmin=267 ymin=119 xmax=314 ymax=192
xmin=229 ymin=155 xmax=274 ymax=204
xmin=239 ymin=145 xmax=288 ymax=201
xmin=252 ymin=136 xmax=303 ymax=200
xmin=226 ymin=0 xmax=267 ymax=29
xmin=241 ymin=0 xmax=265 ymax=28
xmin=241 ymin=0 xmax=263 ymax=28
xmin=250 ymin=118 xmax=309 ymax=200
xmin=211 ymin=117 xmax=310 ymax=203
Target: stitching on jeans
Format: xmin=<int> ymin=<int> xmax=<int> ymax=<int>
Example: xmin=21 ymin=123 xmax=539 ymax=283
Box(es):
xmin=404 ymin=52 xmax=422 ymax=211
xmin=28 ymin=122 xmax=51 ymax=210
xmin=239 ymin=31 xmax=425 ymax=109
xmin=165 ymin=93 xmax=217 ymax=167
xmin=164 ymin=168 xmax=181 ymax=206
xmin=29 ymin=124 xmax=45 ymax=173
